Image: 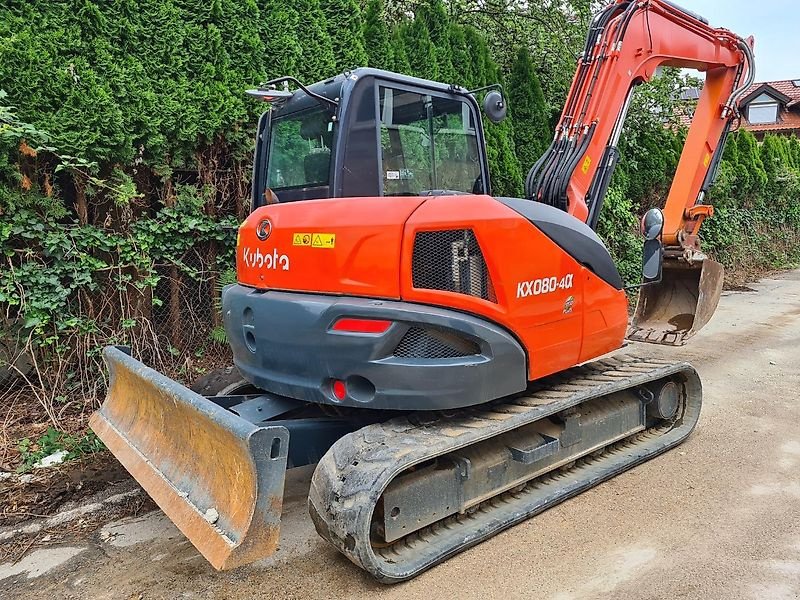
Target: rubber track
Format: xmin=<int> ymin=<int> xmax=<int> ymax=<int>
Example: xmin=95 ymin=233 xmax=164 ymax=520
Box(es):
xmin=308 ymin=355 xmax=702 ymax=582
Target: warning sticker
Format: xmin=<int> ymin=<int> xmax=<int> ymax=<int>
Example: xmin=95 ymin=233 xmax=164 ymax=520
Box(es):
xmin=311 ymin=233 xmax=336 ymax=248
xmin=581 ymin=155 xmax=592 ymax=174
xmin=703 ymin=152 xmax=712 ymax=167
xmin=386 ymin=170 xmax=400 ymax=180
xmin=293 ymin=233 xmax=312 ymax=246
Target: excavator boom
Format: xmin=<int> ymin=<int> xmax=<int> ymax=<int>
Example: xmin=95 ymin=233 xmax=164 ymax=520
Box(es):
xmin=528 ymin=0 xmax=754 ymax=344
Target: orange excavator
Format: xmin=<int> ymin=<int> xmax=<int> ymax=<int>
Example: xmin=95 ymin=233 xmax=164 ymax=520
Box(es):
xmin=90 ymin=0 xmax=754 ymax=583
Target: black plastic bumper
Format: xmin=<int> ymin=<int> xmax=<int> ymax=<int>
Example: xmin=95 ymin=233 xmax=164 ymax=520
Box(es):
xmin=222 ymin=285 xmax=527 ymax=411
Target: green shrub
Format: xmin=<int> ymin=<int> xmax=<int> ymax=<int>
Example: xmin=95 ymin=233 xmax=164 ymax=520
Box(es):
xmin=17 ymin=427 xmax=104 ymax=473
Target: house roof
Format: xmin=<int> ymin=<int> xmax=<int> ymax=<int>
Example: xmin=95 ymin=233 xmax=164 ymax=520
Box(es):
xmin=675 ymin=106 xmax=693 ymax=128
xmin=742 ymin=109 xmax=800 ymax=133
xmin=672 ymin=79 xmax=800 ymax=132
xmin=738 ymin=79 xmax=800 ymax=133
xmin=740 ymin=80 xmax=800 ymax=108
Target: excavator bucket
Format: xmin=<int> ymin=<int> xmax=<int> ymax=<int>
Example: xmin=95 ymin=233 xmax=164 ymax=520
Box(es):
xmin=627 ymin=257 xmax=724 ymax=346
xmin=89 ymin=346 xmax=289 ymax=570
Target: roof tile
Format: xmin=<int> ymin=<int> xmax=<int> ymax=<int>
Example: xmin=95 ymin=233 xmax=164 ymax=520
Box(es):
xmin=742 ymin=79 xmax=800 ymax=103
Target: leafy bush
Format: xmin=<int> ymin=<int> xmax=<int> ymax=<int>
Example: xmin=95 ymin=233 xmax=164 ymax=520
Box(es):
xmin=704 ymin=132 xmax=800 ymax=276
xmin=17 ymin=427 xmax=104 ymax=473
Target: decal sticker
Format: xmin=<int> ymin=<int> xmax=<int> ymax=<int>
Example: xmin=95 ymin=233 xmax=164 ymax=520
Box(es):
xmin=242 ymin=247 xmax=290 ymax=271
xmin=311 ymin=233 xmax=336 ymax=248
xmin=517 ymin=273 xmax=574 ymax=299
xmin=291 ymin=232 xmax=335 ymax=248
xmin=386 ymin=170 xmax=400 ymax=180
xmin=563 ymin=295 xmax=575 ymax=314
xmin=581 ymin=156 xmax=592 ymax=174
xmin=293 ymin=233 xmax=312 ymax=246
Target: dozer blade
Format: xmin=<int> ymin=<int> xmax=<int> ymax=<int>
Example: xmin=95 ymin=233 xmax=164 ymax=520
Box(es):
xmin=89 ymin=346 xmax=289 ymax=570
xmin=627 ymin=256 xmax=724 ymax=346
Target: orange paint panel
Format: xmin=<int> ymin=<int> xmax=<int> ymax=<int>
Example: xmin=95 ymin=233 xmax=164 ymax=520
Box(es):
xmin=578 ymin=273 xmax=629 ymax=364
xmin=400 ymin=195 xmax=628 ymax=380
xmin=524 ymin=315 xmax=583 ymax=380
xmin=237 ymin=196 xmax=426 ymax=298
xmin=239 ymin=193 xmax=629 ymax=384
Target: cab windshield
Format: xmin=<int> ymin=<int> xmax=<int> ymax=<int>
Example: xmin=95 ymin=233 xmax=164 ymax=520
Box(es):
xmin=266 ymin=107 xmax=334 ymax=190
xmin=379 ymin=87 xmax=482 ymax=195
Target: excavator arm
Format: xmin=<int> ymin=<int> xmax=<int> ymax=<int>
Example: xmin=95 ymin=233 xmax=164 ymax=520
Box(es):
xmin=528 ymin=0 xmax=754 ymax=344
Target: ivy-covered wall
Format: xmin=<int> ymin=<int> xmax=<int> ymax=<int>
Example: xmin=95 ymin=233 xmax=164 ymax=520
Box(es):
xmin=0 ymin=0 xmax=536 ymax=413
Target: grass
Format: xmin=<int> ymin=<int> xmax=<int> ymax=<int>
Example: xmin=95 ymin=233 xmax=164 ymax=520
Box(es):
xmin=16 ymin=427 xmax=104 ymax=473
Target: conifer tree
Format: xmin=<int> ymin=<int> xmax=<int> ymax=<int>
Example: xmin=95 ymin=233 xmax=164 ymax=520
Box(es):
xmin=391 ymin=27 xmax=412 ymax=74
xmin=788 ymin=134 xmax=800 ymax=170
xmin=400 ymin=19 xmax=438 ymax=81
xmin=508 ymin=46 xmax=551 ymax=172
xmin=760 ymin=133 xmax=789 ymax=194
xmin=737 ymin=129 xmax=767 ymax=195
xmin=448 ymin=24 xmax=474 ymax=88
xmin=760 ymin=134 xmax=782 ymax=172
xmin=363 ymin=0 xmax=393 ymax=71
xmin=322 ymin=0 xmax=368 ymax=71
xmin=463 ymin=32 xmax=523 ymax=196
xmin=463 ymin=26 xmax=489 ymax=87
xmin=420 ymin=0 xmax=454 ymax=82
xmin=257 ymin=0 xmax=302 ymax=79
xmin=719 ymin=131 xmax=742 ymax=195
xmin=722 ymin=131 xmax=739 ymax=164
xmin=294 ymin=0 xmax=336 ymax=82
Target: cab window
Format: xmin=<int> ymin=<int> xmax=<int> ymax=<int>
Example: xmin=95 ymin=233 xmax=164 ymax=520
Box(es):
xmin=378 ymin=87 xmax=483 ymax=195
xmin=266 ymin=107 xmax=334 ymax=190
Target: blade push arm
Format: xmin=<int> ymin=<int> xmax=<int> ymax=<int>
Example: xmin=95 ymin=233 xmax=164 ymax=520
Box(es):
xmin=527 ymin=0 xmax=754 ymax=249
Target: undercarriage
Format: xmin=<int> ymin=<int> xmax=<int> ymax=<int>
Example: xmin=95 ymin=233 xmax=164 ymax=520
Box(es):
xmin=91 ymin=349 xmax=700 ymax=581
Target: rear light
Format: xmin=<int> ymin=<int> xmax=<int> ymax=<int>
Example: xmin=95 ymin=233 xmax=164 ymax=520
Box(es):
xmin=332 ymin=379 xmax=347 ymax=401
xmin=331 ymin=318 xmax=392 ymax=334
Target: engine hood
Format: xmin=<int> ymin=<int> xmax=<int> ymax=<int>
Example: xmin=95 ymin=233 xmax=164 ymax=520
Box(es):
xmin=236 ymin=196 xmax=426 ymax=298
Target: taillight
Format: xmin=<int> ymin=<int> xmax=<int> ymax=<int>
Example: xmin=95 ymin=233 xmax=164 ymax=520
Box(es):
xmin=332 ymin=379 xmax=347 ymax=401
xmin=331 ymin=318 xmax=392 ymax=334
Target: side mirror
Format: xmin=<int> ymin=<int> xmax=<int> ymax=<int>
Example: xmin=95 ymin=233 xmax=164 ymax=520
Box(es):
xmin=641 ymin=208 xmax=664 ymax=283
xmin=483 ymin=91 xmax=507 ymax=123
xmin=641 ymin=207 xmax=665 ymax=241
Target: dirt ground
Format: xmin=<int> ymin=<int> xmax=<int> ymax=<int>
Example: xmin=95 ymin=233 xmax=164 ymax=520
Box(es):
xmin=2 ymin=271 xmax=800 ymax=600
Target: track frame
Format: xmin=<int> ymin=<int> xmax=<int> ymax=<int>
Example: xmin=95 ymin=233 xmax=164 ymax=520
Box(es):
xmin=309 ymin=355 xmax=702 ymax=582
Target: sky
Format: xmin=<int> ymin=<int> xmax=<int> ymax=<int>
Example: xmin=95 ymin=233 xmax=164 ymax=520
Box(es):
xmin=681 ymin=0 xmax=798 ymax=82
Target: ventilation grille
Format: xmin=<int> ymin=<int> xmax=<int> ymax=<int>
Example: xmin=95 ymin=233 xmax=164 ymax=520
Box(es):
xmin=393 ymin=327 xmax=481 ymax=359
xmin=411 ymin=229 xmax=495 ymax=301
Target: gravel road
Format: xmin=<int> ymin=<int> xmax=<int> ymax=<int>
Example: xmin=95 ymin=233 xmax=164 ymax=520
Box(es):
xmin=2 ymin=271 xmax=799 ymax=600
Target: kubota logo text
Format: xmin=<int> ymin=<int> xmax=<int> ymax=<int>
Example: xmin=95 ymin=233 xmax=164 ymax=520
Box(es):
xmin=242 ymin=247 xmax=290 ymax=271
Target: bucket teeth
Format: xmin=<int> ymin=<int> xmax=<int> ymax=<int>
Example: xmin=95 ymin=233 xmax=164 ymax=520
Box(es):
xmin=628 ymin=257 xmax=724 ymax=346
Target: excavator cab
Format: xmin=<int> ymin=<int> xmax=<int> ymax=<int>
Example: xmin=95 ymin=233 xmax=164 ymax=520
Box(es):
xmin=249 ymin=66 xmax=729 ymax=347
xmin=249 ymin=69 xmax=491 ymax=205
